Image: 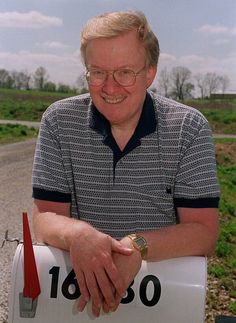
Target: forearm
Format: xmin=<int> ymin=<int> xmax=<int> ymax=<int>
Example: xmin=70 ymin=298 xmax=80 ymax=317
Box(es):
xmin=139 ymin=222 xmax=218 ymax=262
xmin=32 ymin=202 xmax=93 ymax=251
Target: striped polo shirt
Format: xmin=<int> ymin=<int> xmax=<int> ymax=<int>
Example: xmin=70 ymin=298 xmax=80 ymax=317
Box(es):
xmin=32 ymin=91 xmax=220 ymax=239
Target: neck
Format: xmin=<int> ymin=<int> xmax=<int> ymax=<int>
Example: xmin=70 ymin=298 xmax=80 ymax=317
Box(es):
xmin=111 ymin=109 xmax=142 ymax=150
xmin=111 ymin=126 xmax=135 ymax=151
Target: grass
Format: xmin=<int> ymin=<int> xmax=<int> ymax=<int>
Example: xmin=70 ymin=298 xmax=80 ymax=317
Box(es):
xmin=0 ymin=124 xmax=38 ymax=144
xmin=208 ymin=264 xmax=227 ymax=278
xmin=206 ymin=139 xmax=236 ymax=318
xmin=186 ymin=99 xmax=236 ymax=134
xmin=0 ymin=88 xmax=75 ymax=121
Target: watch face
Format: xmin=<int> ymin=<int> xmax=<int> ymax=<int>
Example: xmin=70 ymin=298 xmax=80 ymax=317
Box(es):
xmin=128 ymin=234 xmax=148 ymax=259
xmin=136 ymin=237 xmax=145 ymax=248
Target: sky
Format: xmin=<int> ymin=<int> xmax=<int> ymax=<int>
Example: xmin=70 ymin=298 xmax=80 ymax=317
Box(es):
xmin=0 ymin=0 xmax=236 ymax=92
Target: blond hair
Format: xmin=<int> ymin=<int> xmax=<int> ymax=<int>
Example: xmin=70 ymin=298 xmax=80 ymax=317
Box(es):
xmin=80 ymin=11 xmax=160 ymax=67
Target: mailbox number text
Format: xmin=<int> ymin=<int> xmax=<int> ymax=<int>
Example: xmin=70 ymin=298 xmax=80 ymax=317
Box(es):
xmin=49 ymin=266 xmax=161 ymax=307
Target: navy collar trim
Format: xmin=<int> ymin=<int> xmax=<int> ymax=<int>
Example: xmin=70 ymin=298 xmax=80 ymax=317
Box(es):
xmin=89 ymin=92 xmax=157 ymax=144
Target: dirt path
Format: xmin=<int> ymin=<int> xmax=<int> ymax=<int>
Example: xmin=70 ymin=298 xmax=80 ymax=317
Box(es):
xmin=0 ymin=139 xmax=36 ymax=322
xmin=0 ymin=119 xmax=40 ymax=128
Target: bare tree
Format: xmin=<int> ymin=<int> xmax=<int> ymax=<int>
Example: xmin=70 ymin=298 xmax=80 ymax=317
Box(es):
xmin=34 ymin=66 xmax=49 ymax=90
xmin=0 ymin=69 xmax=11 ymax=88
xmin=218 ymin=75 xmax=230 ymax=95
xmin=22 ymin=70 xmax=31 ymax=90
xmin=170 ymin=66 xmax=194 ymax=100
xmin=195 ymin=73 xmax=208 ymax=99
xmin=158 ymin=67 xmax=171 ymax=97
xmin=204 ymin=73 xmax=220 ymax=97
xmin=11 ymin=71 xmax=31 ymax=90
xmin=76 ymin=73 xmax=88 ymax=94
xmin=11 ymin=71 xmax=21 ymax=89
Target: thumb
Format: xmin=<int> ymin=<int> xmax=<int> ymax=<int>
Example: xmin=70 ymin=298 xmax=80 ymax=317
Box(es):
xmin=111 ymin=238 xmax=133 ymax=255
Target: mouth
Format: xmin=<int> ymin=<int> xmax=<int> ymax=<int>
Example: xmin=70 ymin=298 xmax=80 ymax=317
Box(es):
xmin=102 ymin=95 xmax=126 ymax=104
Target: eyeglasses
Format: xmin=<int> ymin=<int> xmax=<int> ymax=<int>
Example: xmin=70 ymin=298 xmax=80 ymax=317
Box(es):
xmin=85 ymin=66 xmax=146 ymax=87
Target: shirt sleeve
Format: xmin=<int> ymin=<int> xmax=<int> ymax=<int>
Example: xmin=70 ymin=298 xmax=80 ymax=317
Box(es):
xmin=32 ymin=108 xmax=71 ymax=202
xmin=174 ymin=121 xmax=220 ymax=208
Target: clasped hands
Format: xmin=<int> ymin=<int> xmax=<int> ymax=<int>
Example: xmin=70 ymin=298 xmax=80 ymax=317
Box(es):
xmin=69 ymin=225 xmax=142 ymax=317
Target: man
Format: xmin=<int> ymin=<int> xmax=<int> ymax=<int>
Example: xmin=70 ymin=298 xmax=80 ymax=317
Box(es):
xmin=32 ymin=10 xmax=220 ymax=317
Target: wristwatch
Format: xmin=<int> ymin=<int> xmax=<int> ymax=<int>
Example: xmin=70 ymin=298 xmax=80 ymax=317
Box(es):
xmin=127 ymin=234 xmax=148 ymax=260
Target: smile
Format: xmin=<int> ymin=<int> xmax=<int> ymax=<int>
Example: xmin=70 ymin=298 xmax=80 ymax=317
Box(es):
xmin=103 ymin=96 xmax=126 ymax=104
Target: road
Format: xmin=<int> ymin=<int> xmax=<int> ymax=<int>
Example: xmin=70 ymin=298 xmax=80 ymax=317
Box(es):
xmin=0 ymin=120 xmax=40 ymax=129
xmin=0 ymin=138 xmax=37 ymax=323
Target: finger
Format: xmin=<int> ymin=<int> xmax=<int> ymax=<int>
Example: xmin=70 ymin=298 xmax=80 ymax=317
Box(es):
xmin=77 ymin=296 xmax=88 ymax=312
xmin=102 ymin=301 xmax=110 ymax=313
xmin=92 ymin=300 xmax=101 ymax=318
xmin=102 ymin=284 xmax=117 ymax=313
xmin=113 ymin=292 xmax=122 ymax=312
xmin=111 ymin=239 xmax=133 ymax=255
xmin=94 ymin=267 xmax=116 ymax=309
xmin=75 ymin=269 xmax=90 ymax=302
xmin=98 ymin=289 xmax=110 ymax=314
xmin=85 ymin=271 xmax=102 ymax=311
xmin=90 ymin=283 xmax=104 ymax=317
xmin=104 ymin=261 xmax=126 ymax=298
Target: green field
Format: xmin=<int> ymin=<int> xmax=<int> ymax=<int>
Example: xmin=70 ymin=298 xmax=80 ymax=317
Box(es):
xmin=0 ymin=123 xmax=38 ymax=144
xmin=0 ymin=88 xmax=235 ymax=319
xmin=186 ymin=99 xmax=236 ymax=134
xmin=0 ymin=89 xmax=236 ymax=134
xmin=0 ymin=88 xmax=74 ymax=121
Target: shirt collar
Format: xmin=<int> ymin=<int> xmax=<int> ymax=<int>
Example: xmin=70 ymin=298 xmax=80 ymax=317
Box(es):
xmin=89 ymin=92 xmax=157 ymax=140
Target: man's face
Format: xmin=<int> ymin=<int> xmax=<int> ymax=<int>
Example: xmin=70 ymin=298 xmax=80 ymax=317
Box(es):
xmin=85 ymin=30 xmax=157 ymax=128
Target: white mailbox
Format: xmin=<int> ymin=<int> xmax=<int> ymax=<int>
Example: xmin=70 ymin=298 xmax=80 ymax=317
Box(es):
xmin=8 ymin=243 xmax=207 ymax=323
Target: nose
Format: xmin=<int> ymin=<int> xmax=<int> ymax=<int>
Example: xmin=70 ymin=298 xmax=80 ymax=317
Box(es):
xmin=102 ymin=72 xmax=120 ymax=94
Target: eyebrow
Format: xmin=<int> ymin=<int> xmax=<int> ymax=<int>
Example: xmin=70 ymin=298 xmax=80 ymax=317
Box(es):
xmin=87 ymin=64 xmax=136 ymax=70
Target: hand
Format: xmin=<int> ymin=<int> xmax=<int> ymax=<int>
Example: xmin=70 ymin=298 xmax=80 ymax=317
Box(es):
xmin=78 ymin=236 xmax=142 ymax=316
xmin=109 ymin=236 xmax=142 ymax=312
xmin=68 ymin=223 xmax=133 ymax=317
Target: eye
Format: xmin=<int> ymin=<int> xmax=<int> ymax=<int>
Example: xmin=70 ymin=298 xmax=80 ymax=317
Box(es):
xmin=117 ymin=69 xmax=133 ymax=77
xmin=90 ymin=69 xmax=105 ymax=78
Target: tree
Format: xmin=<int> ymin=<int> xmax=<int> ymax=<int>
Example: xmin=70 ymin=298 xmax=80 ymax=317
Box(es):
xmin=195 ymin=73 xmax=208 ymax=99
xmin=21 ymin=70 xmax=31 ymax=90
xmin=0 ymin=69 xmax=11 ymax=88
xmin=76 ymin=73 xmax=88 ymax=94
xmin=204 ymin=73 xmax=220 ymax=97
xmin=43 ymin=81 xmax=56 ymax=92
xmin=34 ymin=66 xmax=49 ymax=90
xmin=57 ymin=83 xmax=72 ymax=93
xmin=218 ymin=75 xmax=230 ymax=95
xmin=158 ymin=67 xmax=171 ymax=97
xmin=4 ymin=75 xmax=14 ymax=89
xmin=11 ymin=71 xmax=31 ymax=90
xmin=170 ymin=66 xmax=194 ymax=100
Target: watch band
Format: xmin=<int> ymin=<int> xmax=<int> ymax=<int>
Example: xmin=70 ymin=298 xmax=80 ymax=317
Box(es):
xmin=127 ymin=234 xmax=148 ymax=260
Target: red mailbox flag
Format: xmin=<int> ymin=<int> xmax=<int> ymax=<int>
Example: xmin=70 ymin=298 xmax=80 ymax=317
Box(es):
xmin=22 ymin=212 xmax=41 ymax=300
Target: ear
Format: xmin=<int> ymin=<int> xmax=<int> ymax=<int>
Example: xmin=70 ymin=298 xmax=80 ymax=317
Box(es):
xmin=145 ymin=66 xmax=157 ymax=88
